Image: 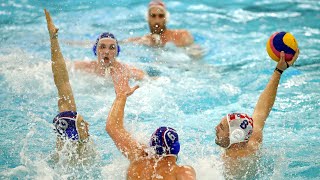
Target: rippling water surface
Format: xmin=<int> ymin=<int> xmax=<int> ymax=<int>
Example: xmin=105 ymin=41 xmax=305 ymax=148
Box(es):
xmin=0 ymin=0 xmax=319 ymax=179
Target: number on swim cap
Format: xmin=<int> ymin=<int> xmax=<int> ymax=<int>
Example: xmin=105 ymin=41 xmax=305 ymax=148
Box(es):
xmin=167 ymin=132 xmax=176 ymax=142
xmin=240 ymin=120 xmax=249 ymax=129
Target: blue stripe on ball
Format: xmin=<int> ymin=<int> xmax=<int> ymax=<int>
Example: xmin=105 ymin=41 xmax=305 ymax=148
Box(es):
xmin=273 ymin=32 xmax=296 ymax=55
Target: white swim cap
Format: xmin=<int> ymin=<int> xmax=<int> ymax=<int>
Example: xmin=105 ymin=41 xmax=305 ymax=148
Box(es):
xmin=226 ymin=113 xmax=253 ymax=148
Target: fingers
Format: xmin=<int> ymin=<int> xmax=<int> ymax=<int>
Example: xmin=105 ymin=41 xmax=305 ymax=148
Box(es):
xmin=44 ymin=9 xmax=55 ymax=28
xmin=44 ymin=9 xmax=51 ymax=23
xmin=127 ymin=85 xmax=139 ymax=96
xmin=288 ymin=48 xmax=299 ymax=66
xmin=132 ymin=85 xmax=140 ymax=92
xmin=280 ymin=51 xmax=285 ymax=62
xmin=44 ymin=9 xmax=59 ymax=39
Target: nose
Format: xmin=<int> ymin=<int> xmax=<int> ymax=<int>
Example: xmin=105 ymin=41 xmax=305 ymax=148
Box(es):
xmin=215 ymin=126 xmax=219 ymax=132
xmin=102 ymin=49 xmax=109 ymax=55
xmin=154 ymin=17 xmax=162 ymax=23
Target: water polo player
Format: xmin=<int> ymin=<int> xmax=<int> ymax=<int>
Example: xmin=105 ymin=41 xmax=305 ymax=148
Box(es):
xmin=105 ymin=65 xmax=196 ymax=179
xmin=215 ymin=50 xmax=299 ymax=177
xmin=73 ymin=32 xmax=145 ymax=80
xmin=45 ymin=9 xmax=96 ymax=163
xmin=123 ymin=0 xmax=197 ymax=48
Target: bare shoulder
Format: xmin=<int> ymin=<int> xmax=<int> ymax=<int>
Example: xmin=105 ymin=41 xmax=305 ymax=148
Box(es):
xmin=74 ymin=61 xmax=96 ymax=70
xmin=170 ymin=29 xmax=193 ymax=46
xmin=74 ymin=60 xmax=96 ymax=66
xmin=176 ymin=165 xmax=196 ymax=180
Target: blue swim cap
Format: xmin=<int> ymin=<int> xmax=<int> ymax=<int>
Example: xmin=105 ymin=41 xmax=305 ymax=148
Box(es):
xmin=53 ymin=111 xmax=79 ymax=141
xmin=92 ymin=32 xmax=121 ymax=56
xmin=150 ymin=127 xmax=180 ymax=156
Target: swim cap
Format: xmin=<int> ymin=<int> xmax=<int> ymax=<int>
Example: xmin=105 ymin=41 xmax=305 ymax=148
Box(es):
xmin=150 ymin=127 xmax=180 ymax=157
xmin=53 ymin=111 xmax=79 ymax=141
xmin=92 ymin=32 xmax=120 ymax=56
xmin=227 ymin=113 xmax=253 ymax=148
xmin=149 ymin=0 xmax=166 ymax=10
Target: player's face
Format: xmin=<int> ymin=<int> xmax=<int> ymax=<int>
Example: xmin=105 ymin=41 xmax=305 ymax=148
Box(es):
xmin=215 ymin=116 xmax=230 ymax=148
xmin=148 ymin=7 xmax=166 ymax=34
xmin=97 ymin=38 xmax=117 ymax=67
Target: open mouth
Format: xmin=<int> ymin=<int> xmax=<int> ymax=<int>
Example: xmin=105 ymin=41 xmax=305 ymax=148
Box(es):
xmin=103 ymin=57 xmax=110 ymax=63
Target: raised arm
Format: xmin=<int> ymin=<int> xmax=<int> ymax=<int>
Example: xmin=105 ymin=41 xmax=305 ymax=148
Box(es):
xmin=45 ymin=9 xmax=76 ymax=112
xmin=106 ymin=64 xmax=142 ymax=162
xmin=249 ymin=50 xmax=299 ymax=147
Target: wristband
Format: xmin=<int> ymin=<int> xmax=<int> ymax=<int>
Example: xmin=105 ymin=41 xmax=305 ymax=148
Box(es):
xmin=274 ymin=67 xmax=283 ymax=74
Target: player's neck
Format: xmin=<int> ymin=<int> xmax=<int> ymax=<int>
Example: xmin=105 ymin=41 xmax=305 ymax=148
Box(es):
xmin=155 ymin=155 xmax=177 ymax=165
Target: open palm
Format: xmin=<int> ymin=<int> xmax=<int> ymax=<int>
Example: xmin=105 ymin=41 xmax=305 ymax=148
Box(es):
xmin=111 ymin=65 xmax=139 ymax=97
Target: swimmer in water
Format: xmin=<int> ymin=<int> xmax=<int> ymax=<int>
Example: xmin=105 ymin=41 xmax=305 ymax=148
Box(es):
xmin=45 ymin=9 xmax=96 ymax=164
xmin=44 ymin=10 xmax=145 ymax=81
xmin=123 ymin=0 xmax=204 ymax=58
xmin=214 ymin=50 xmax=299 ymax=178
xmin=105 ymin=66 xmax=196 ymax=179
xmin=73 ymin=32 xmax=145 ymax=80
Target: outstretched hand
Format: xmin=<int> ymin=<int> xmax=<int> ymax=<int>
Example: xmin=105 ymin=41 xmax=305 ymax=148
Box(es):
xmin=111 ymin=65 xmax=139 ymax=97
xmin=276 ymin=48 xmax=299 ymax=71
xmin=44 ymin=9 xmax=59 ymax=39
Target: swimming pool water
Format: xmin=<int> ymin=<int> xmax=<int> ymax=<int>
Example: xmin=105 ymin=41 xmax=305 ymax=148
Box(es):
xmin=0 ymin=0 xmax=319 ymax=179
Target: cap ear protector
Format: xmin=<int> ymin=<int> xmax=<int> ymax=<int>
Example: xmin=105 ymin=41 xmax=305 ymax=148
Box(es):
xmin=116 ymin=45 xmax=120 ymax=56
xmin=93 ymin=32 xmax=121 ymax=56
xmin=169 ymin=141 xmax=180 ymax=155
xmin=230 ymin=129 xmax=245 ymax=143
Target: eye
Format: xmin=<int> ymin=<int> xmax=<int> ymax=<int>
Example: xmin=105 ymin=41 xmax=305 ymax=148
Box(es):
xmin=150 ymin=13 xmax=156 ymax=18
xmin=109 ymin=44 xmax=116 ymax=50
xmin=99 ymin=44 xmax=106 ymax=49
xmin=220 ymin=123 xmax=224 ymax=130
xmin=159 ymin=14 xmax=165 ymax=18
